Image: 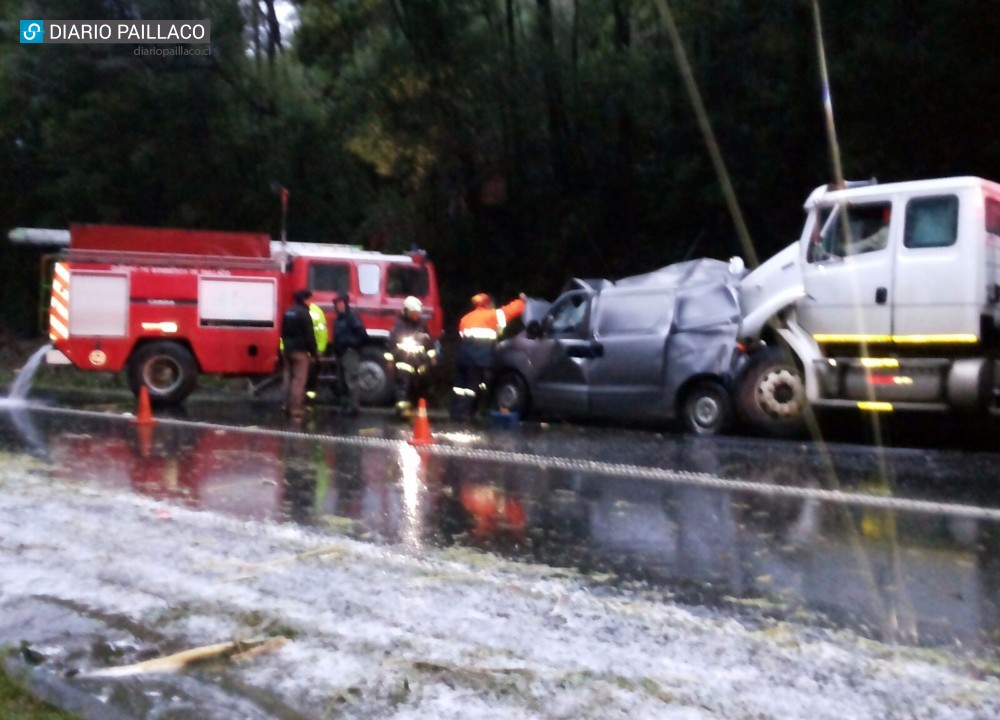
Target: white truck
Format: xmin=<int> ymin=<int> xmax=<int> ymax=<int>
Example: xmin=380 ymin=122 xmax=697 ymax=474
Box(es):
xmin=735 ymin=175 xmax=1000 ymax=435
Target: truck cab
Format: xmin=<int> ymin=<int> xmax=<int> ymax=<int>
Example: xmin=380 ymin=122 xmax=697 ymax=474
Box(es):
xmin=278 ymin=242 xmax=443 ymax=404
xmin=736 ymin=176 xmax=1000 ymax=435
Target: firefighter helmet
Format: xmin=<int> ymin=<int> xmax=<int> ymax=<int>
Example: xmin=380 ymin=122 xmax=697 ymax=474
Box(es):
xmin=403 ymin=296 xmax=423 ymax=314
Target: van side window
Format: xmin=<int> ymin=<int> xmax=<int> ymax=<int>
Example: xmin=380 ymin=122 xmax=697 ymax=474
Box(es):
xmin=308 ymin=262 xmax=349 ymax=294
xmin=810 ymin=202 xmax=891 ymax=261
xmin=386 ymin=265 xmax=428 ymax=297
xmin=904 ymin=195 xmax=959 ymax=249
xmin=358 ymin=263 xmax=380 ymax=295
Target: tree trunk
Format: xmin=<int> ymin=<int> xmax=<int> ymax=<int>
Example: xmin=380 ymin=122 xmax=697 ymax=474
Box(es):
xmin=535 ymin=0 xmax=572 ymax=190
xmin=263 ymin=0 xmax=282 ymax=63
xmin=612 ymin=0 xmax=636 ymax=227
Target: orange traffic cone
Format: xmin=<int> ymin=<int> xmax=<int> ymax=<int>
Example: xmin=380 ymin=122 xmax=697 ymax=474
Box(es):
xmin=409 ymin=398 xmax=435 ymax=446
xmin=135 ymin=385 xmax=155 ymax=426
xmin=135 ymin=423 xmax=154 ymax=458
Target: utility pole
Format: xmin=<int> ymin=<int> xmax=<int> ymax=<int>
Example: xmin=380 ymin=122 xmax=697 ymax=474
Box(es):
xmin=812 ymin=0 xmax=845 ymax=189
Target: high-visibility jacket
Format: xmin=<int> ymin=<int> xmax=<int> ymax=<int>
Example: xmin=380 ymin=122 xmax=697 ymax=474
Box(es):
xmin=281 ymin=302 xmax=327 ymax=354
xmin=458 ymin=298 xmax=525 ymax=342
xmin=309 ymin=303 xmax=329 ymax=354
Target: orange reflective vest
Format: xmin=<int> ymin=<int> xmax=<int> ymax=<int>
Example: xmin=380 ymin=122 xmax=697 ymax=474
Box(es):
xmin=458 ymin=298 xmax=525 ymax=341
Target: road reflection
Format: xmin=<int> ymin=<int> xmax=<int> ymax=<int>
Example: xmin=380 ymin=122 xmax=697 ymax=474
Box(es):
xmin=2 ymin=406 xmax=998 ymax=657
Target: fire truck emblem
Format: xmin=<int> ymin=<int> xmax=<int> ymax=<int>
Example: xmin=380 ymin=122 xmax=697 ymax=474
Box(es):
xmin=89 ymin=350 xmax=107 ymax=367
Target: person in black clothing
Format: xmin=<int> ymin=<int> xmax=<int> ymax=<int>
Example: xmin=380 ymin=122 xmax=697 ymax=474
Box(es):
xmin=281 ymin=289 xmax=319 ymax=419
xmin=332 ymin=292 xmax=368 ymax=416
xmin=388 ymin=296 xmax=436 ymax=417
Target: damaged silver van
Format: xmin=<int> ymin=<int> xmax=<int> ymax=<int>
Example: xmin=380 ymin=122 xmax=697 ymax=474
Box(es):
xmin=491 ymin=258 xmax=748 ymax=434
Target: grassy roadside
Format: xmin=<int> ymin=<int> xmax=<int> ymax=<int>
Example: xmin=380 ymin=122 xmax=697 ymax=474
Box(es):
xmin=0 ymin=667 xmax=79 ymax=720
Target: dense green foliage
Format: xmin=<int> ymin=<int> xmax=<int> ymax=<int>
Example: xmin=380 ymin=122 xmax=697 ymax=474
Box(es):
xmin=2 ymin=0 xmax=999 ymax=335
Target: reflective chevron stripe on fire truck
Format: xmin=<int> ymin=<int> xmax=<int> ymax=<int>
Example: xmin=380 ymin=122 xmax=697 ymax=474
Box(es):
xmin=49 ymin=262 xmax=70 ymax=341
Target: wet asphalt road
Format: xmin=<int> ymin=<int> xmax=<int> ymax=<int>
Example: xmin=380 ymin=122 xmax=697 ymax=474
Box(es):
xmin=3 ymin=390 xmax=1000 ymax=660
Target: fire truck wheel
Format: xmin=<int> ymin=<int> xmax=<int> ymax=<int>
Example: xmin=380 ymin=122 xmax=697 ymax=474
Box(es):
xmin=737 ymin=348 xmax=806 ymax=437
xmin=127 ymin=341 xmax=198 ymax=406
xmin=357 ymin=346 xmax=394 ymax=406
xmin=679 ymin=379 xmax=732 ymax=435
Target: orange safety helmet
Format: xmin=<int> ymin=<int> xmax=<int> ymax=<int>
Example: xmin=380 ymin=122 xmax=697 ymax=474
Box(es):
xmin=470 ymin=293 xmax=494 ymax=309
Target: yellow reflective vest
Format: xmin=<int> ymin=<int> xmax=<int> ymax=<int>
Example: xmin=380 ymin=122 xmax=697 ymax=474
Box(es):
xmin=281 ymin=302 xmax=328 ymax=354
xmin=309 ymin=302 xmax=329 ymax=354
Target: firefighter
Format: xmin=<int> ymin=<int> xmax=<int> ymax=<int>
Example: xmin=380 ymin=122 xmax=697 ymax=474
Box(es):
xmin=387 ymin=296 xmax=437 ymax=418
xmin=331 ymin=292 xmax=368 ymax=416
xmin=281 ymin=289 xmax=319 ymax=420
xmin=450 ymin=292 xmax=526 ymax=421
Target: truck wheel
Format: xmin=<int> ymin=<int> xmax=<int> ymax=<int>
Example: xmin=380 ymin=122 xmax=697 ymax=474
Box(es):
xmin=738 ymin=348 xmax=806 ymax=437
xmin=127 ymin=341 xmax=198 ymax=406
xmin=680 ymin=380 xmax=732 ymax=435
xmin=357 ymin=346 xmax=394 ymax=406
xmin=492 ymin=372 xmax=529 ymax=415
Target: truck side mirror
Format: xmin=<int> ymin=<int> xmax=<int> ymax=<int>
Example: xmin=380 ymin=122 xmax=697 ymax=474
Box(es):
xmin=525 ymin=320 xmax=543 ymax=339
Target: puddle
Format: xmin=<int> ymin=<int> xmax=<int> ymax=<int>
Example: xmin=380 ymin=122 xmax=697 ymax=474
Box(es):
xmin=2 ymin=401 xmax=1000 ymax=718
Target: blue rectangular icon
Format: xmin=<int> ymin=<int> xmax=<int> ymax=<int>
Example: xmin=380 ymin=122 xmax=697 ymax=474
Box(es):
xmin=20 ymin=20 xmax=45 ymax=43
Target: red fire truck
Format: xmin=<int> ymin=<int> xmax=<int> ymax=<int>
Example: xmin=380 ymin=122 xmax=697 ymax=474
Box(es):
xmin=39 ymin=224 xmax=443 ymax=405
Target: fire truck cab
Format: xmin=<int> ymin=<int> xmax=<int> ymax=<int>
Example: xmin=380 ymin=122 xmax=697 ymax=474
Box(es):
xmin=40 ymin=224 xmax=442 ymax=406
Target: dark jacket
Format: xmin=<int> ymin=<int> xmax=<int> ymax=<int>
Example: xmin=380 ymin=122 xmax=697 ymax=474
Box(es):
xmin=333 ymin=303 xmax=368 ymax=355
xmin=281 ymin=301 xmax=319 ymax=356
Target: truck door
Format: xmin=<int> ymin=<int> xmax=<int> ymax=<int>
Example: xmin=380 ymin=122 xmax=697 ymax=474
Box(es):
xmin=530 ymin=291 xmax=593 ymax=415
xmin=587 ymin=290 xmax=670 ymax=418
xmin=798 ymin=200 xmax=894 ymax=342
xmin=892 ymin=193 xmax=974 ymax=339
xmin=303 ymin=260 xmax=352 ymax=348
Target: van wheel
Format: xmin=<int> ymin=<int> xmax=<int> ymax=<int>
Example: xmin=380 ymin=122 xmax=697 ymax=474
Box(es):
xmin=357 ymin=346 xmax=394 ymax=406
xmin=738 ymin=348 xmax=806 ymax=437
xmin=680 ymin=380 xmax=732 ymax=435
xmin=492 ymin=372 xmax=529 ymax=415
xmin=127 ymin=341 xmax=198 ymax=406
